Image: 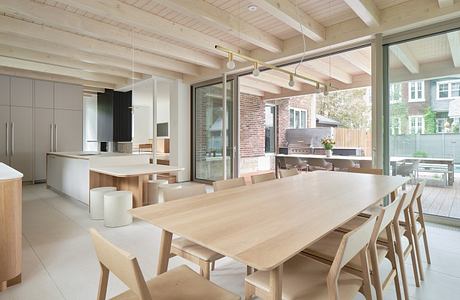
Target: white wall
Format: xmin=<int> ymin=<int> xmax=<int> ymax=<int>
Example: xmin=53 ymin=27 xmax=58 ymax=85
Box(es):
xmin=132 ymin=79 xmax=154 ymax=144
xmin=157 ymin=81 xmax=170 ymax=125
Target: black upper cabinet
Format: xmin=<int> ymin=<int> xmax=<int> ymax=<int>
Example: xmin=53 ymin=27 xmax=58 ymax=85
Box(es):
xmin=97 ymin=89 xmax=132 ymax=142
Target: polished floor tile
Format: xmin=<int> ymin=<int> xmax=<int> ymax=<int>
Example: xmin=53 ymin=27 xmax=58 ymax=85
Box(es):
xmin=1 ymin=184 xmax=459 ymax=300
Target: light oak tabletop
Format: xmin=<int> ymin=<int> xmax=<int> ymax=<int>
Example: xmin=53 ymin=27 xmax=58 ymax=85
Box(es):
xmin=130 ymin=171 xmax=407 ymax=271
xmin=90 ymin=164 xmax=184 ymax=177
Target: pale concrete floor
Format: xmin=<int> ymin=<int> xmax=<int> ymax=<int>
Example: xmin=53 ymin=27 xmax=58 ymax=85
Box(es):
xmin=1 ymin=184 xmax=460 ymax=300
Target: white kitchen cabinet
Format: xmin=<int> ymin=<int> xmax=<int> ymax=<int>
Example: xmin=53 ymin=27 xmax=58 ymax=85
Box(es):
xmin=54 ymin=109 xmax=83 ymax=152
xmin=0 ymin=106 xmax=9 ymax=164
xmin=0 ymin=75 xmax=10 ymax=106
xmin=54 ymin=83 xmax=83 ymax=110
xmin=34 ymin=80 xmax=54 ymax=109
xmin=10 ymin=106 xmax=33 ymax=181
xmin=34 ymin=108 xmax=54 ymax=181
xmin=11 ymin=77 xmax=33 ymax=107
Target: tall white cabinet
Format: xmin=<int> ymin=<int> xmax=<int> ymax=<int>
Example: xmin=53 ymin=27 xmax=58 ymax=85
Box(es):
xmin=0 ymin=75 xmax=83 ymax=182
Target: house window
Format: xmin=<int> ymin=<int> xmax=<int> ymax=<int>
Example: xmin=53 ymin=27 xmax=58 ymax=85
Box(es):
xmin=409 ymin=115 xmax=424 ymax=134
xmin=436 ymin=118 xmax=447 ymax=133
xmin=390 ymin=118 xmax=401 ymax=135
xmin=436 ymin=80 xmax=460 ymax=100
xmin=408 ymin=81 xmax=424 ymax=102
xmin=289 ymin=108 xmax=307 ymax=129
xmin=265 ymin=105 xmax=275 ymax=153
xmin=390 ymin=83 xmax=402 ymax=103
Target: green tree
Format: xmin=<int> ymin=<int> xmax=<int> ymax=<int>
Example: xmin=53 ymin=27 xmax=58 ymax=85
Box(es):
xmin=424 ymin=107 xmax=436 ymax=134
xmin=316 ymin=88 xmax=371 ymax=129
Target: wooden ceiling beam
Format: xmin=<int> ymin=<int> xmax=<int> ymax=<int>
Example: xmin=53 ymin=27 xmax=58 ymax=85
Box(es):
xmin=390 ymin=44 xmax=420 ymax=74
xmin=0 ymin=56 xmax=128 ymax=85
xmin=303 ymin=60 xmax=353 ymax=84
xmin=438 ymin=0 xmax=454 ymax=8
xmin=240 ymin=76 xmax=282 ymax=94
xmin=0 ymin=15 xmax=199 ymax=76
xmin=50 ymin=0 xmax=249 ymax=59
xmin=240 ymin=86 xmax=265 ymax=97
xmin=0 ymin=33 xmax=181 ymax=80
xmin=154 ymin=0 xmax=282 ymax=53
xmin=0 ymin=66 xmax=115 ymax=89
xmin=251 ymin=0 xmax=325 ymax=42
xmin=343 ymin=0 xmax=380 ymax=27
xmin=255 ymin=71 xmax=303 ymax=91
xmin=447 ymin=31 xmax=460 ymax=68
xmin=0 ymin=44 xmax=143 ymax=80
xmin=0 ymin=0 xmax=222 ymax=70
xmin=83 ymin=87 xmax=105 ymax=94
xmin=339 ymin=51 xmax=371 ymax=75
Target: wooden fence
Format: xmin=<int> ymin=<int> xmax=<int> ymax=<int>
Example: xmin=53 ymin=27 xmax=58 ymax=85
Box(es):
xmin=335 ymin=128 xmax=372 ymax=156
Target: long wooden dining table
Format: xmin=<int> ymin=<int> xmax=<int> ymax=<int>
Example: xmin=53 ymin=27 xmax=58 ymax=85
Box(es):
xmin=130 ymin=171 xmax=408 ymax=300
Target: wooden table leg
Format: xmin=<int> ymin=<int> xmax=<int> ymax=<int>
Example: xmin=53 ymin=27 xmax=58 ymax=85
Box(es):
xmin=157 ymin=230 xmax=173 ymax=275
xmin=269 ymin=265 xmax=282 ymax=300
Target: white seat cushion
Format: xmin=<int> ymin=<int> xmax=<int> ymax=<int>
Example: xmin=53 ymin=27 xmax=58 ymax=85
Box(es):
xmin=112 ymin=265 xmax=239 ymax=300
xmin=171 ymin=237 xmax=224 ymax=262
xmin=245 ymin=255 xmax=362 ymax=300
xmin=303 ymin=231 xmax=387 ymax=271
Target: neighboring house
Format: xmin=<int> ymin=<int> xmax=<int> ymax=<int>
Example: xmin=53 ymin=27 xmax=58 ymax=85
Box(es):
xmin=390 ymin=77 xmax=460 ymax=135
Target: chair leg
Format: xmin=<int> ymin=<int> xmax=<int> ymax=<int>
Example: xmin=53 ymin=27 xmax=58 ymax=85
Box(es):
xmin=97 ymin=263 xmax=109 ymax=300
xmin=199 ymin=260 xmax=211 ymax=280
xmin=369 ymin=245 xmax=384 ymax=300
xmin=245 ymin=283 xmax=255 ymax=300
xmin=391 ymin=227 xmax=408 ymax=300
xmin=246 ymin=266 xmax=253 ymax=275
xmin=410 ymin=212 xmax=425 ymax=281
xmin=421 ymin=227 xmax=432 ymax=264
xmin=359 ymin=249 xmax=373 ymax=300
xmin=405 ymin=211 xmax=420 ymax=287
xmin=211 ymin=261 xmax=216 ymax=271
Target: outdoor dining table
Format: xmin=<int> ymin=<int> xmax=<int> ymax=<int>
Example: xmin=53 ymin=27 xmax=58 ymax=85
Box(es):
xmin=130 ymin=171 xmax=408 ymax=300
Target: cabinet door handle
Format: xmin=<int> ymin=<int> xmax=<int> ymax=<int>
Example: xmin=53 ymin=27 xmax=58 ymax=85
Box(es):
xmin=11 ymin=122 xmax=14 ymax=156
xmin=5 ymin=122 xmax=8 ymax=156
xmin=50 ymin=124 xmax=54 ymax=152
xmin=54 ymin=124 xmax=58 ymax=152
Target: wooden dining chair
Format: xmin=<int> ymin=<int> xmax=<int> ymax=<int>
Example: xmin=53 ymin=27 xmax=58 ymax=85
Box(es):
xmin=303 ymin=194 xmax=405 ymax=300
xmin=89 ymin=229 xmax=240 ymax=300
xmin=279 ymin=168 xmax=300 ymax=178
xmin=213 ymin=177 xmax=246 ymax=191
xmin=162 ymin=185 xmax=224 ymax=280
xmin=245 ymin=216 xmax=377 ymax=300
xmin=250 ymin=172 xmax=276 ymax=184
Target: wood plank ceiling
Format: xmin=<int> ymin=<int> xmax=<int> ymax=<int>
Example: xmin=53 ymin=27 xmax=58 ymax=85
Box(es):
xmin=0 ymin=0 xmax=458 ymax=96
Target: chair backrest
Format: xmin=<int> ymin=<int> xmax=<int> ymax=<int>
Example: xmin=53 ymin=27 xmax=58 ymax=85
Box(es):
xmin=414 ymin=180 xmax=426 ymax=213
xmin=213 ymin=177 xmax=246 ymax=191
xmin=349 ymin=167 xmax=384 ymax=175
xmin=370 ymin=193 xmax=405 ymax=244
xmin=332 ymin=159 xmax=356 ymax=170
xmin=279 ymin=168 xmax=299 ymax=178
xmin=251 ymin=172 xmax=276 ymax=184
xmin=90 ymin=229 xmax=151 ymax=300
xmin=163 ymin=184 xmax=207 ymax=202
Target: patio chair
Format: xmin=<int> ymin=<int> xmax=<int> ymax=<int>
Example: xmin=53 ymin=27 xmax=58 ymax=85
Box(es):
xmin=285 ymin=157 xmax=309 ymax=171
xmin=307 ymin=157 xmax=333 ymax=171
xmin=332 ymin=159 xmax=357 ymax=171
xmin=396 ymin=160 xmax=419 ymax=183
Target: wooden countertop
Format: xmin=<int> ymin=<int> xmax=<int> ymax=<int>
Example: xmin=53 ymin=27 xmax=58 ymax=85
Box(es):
xmin=90 ymin=164 xmax=184 ymax=177
xmin=0 ymin=163 xmax=23 ymax=181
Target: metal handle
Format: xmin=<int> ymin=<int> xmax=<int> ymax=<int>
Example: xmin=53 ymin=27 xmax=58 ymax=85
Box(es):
xmin=50 ymin=124 xmax=54 ymax=152
xmin=54 ymin=124 xmax=58 ymax=152
xmin=5 ymin=122 xmax=8 ymax=156
xmin=11 ymin=122 xmax=14 ymax=156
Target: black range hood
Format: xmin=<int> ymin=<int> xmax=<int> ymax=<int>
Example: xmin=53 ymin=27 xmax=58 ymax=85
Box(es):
xmin=97 ymin=89 xmax=132 ymax=142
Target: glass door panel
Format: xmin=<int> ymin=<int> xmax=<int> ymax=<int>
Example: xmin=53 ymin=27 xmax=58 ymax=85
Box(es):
xmin=193 ymin=79 xmax=234 ymax=181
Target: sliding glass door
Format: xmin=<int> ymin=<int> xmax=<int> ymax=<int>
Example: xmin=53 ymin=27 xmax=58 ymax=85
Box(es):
xmin=192 ymin=77 xmax=238 ymax=182
xmin=384 ymin=28 xmax=460 ymax=220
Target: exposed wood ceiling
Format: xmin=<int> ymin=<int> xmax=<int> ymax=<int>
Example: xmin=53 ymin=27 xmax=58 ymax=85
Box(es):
xmin=0 ymin=0 xmax=458 ymax=95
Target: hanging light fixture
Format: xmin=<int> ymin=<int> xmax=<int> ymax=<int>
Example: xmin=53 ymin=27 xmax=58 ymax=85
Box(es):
xmin=288 ymin=74 xmax=295 ymax=87
xmin=226 ymin=53 xmax=235 ymax=69
xmin=252 ymin=62 xmax=260 ymax=77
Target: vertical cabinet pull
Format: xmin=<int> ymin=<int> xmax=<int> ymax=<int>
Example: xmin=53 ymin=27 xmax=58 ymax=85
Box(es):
xmin=11 ymin=122 xmax=14 ymax=156
xmin=50 ymin=124 xmax=54 ymax=152
xmin=5 ymin=122 xmax=8 ymax=156
xmin=54 ymin=124 xmax=58 ymax=152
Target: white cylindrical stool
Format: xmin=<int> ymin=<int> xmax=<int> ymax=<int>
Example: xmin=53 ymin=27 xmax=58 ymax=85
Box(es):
xmin=90 ymin=187 xmax=117 ymax=220
xmin=143 ymin=179 xmax=168 ymax=205
xmin=158 ymin=184 xmax=181 ymax=203
xmin=104 ymin=191 xmax=133 ymax=227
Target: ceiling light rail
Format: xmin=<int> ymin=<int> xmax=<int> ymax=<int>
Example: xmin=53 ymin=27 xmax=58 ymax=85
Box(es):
xmin=215 ymin=45 xmax=334 ymax=93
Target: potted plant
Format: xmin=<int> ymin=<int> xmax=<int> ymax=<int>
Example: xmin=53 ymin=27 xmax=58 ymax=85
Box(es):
xmin=321 ymin=136 xmax=335 ymax=157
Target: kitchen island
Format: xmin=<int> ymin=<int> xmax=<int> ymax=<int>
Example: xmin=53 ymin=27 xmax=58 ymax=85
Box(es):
xmin=47 ymin=152 xmax=150 ymax=205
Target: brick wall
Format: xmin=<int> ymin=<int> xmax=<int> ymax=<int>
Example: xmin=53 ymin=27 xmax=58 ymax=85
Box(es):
xmin=240 ymin=93 xmax=265 ymax=157
xmin=277 ymin=96 xmax=314 ymax=148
